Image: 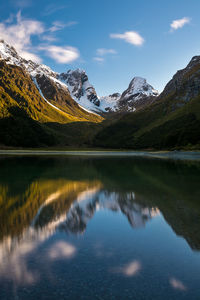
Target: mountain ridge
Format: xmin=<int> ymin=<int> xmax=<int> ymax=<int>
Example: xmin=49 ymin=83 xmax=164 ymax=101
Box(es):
xmin=0 ymin=39 xmax=200 ymax=149
xmin=0 ymin=40 xmax=159 ymax=115
xmin=94 ymin=55 xmax=200 ymax=150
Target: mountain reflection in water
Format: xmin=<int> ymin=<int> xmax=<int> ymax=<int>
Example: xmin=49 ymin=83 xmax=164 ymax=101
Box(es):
xmin=0 ymin=156 xmax=200 ymax=300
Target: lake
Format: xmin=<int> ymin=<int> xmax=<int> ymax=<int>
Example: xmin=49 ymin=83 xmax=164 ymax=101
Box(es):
xmin=0 ymin=154 xmax=200 ymax=299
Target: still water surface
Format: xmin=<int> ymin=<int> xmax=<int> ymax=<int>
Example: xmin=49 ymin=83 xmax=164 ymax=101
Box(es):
xmin=0 ymin=155 xmax=200 ymax=299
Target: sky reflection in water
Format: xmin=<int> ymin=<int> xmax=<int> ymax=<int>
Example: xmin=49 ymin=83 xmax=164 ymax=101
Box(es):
xmin=0 ymin=156 xmax=200 ymax=299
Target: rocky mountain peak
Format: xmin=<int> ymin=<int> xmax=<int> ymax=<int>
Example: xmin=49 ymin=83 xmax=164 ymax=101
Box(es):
xmin=0 ymin=40 xmax=57 ymax=79
xmin=59 ymin=69 xmax=100 ymax=107
xmin=115 ymin=76 xmax=159 ymax=112
xmin=187 ymin=56 xmax=200 ymax=68
xmin=61 ymin=69 xmax=88 ymax=86
xmin=0 ymin=40 xmax=159 ymax=114
xmin=0 ymin=40 xmax=24 ymax=66
xmin=99 ymin=77 xmax=159 ymax=113
xmin=121 ymin=76 xmax=159 ymax=101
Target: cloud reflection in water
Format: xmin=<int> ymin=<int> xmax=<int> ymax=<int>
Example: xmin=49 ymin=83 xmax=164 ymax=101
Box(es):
xmin=111 ymin=260 xmax=141 ymax=277
xmin=48 ymin=241 xmax=76 ymax=260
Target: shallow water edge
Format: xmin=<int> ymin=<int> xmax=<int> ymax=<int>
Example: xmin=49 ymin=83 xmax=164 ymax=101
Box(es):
xmin=0 ymin=150 xmax=200 ymax=160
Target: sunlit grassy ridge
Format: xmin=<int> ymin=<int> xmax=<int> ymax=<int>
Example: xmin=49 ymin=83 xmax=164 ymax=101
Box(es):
xmin=0 ymin=61 xmax=103 ymax=147
xmin=1 ymin=55 xmax=200 ymax=149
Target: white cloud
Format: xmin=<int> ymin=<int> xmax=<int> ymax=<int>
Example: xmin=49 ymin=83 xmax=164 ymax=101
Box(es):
xmin=39 ymin=45 xmax=80 ymax=63
xmin=96 ymin=48 xmax=117 ymax=56
xmin=169 ymin=278 xmax=187 ymax=291
xmin=0 ymin=11 xmax=44 ymax=63
xmin=0 ymin=12 xmax=80 ymax=64
xmin=170 ymin=17 xmax=190 ymax=31
xmin=49 ymin=21 xmax=77 ymax=33
xmin=93 ymin=57 xmax=105 ymax=62
xmin=110 ymin=31 xmax=144 ymax=46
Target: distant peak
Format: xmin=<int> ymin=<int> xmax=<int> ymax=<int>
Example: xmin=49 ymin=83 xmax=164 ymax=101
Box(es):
xmin=120 ymin=76 xmax=159 ymax=102
xmin=132 ymin=76 xmax=146 ymax=81
xmin=66 ymin=68 xmax=86 ymax=74
xmin=129 ymin=77 xmax=147 ymax=86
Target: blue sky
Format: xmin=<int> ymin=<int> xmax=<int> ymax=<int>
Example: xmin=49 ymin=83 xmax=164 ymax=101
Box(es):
xmin=0 ymin=0 xmax=200 ymax=96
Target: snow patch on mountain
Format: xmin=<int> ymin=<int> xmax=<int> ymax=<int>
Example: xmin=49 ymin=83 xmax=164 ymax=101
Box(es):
xmin=0 ymin=40 xmax=57 ymax=78
xmin=0 ymin=41 xmax=99 ymax=115
xmin=0 ymin=40 xmax=159 ymax=114
xmin=99 ymin=93 xmax=121 ymax=112
xmin=59 ymin=70 xmax=124 ymax=113
xmin=51 ymin=75 xmax=100 ymax=115
xmin=59 ymin=69 xmax=101 ymax=113
xmin=32 ymin=77 xmax=64 ymax=113
xmin=121 ymin=77 xmax=159 ymax=101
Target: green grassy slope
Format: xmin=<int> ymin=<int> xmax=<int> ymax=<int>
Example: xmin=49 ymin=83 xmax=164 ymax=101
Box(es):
xmin=0 ymin=61 xmax=102 ymax=147
xmin=94 ymin=60 xmax=200 ymax=150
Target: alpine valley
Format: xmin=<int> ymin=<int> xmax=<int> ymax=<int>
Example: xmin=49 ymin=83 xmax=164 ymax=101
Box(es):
xmin=0 ymin=40 xmax=200 ymax=149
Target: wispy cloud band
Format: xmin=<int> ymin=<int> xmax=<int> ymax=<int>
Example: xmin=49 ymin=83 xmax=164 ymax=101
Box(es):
xmin=39 ymin=45 xmax=80 ymax=63
xmin=0 ymin=12 xmax=80 ymax=64
xmin=49 ymin=21 xmax=77 ymax=33
xmin=170 ymin=17 xmax=190 ymax=31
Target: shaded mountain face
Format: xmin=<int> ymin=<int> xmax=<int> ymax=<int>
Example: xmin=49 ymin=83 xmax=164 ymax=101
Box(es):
xmin=159 ymin=56 xmax=200 ymax=104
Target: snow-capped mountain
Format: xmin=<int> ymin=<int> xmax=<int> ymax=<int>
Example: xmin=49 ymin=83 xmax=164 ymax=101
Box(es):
xmin=0 ymin=40 xmax=159 ymax=114
xmin=117 ymin=77 xmax=159 ymax=111
xmin=0 ymin=39 xmax=57 ymax=78
xmin=58 ymin=69 xmax=159 ymax=113
xmin=59 ymin=69 xmax=100 ymax=111
xmin=99 ymin=78 xmax=159 ymax=112
xmin=121 ymin=77 xmax=159 ymax=101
